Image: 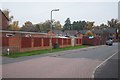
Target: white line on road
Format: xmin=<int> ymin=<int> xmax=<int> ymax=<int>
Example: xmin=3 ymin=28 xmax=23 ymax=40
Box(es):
xmin=92 ymin=51 xmax=118 ymax=78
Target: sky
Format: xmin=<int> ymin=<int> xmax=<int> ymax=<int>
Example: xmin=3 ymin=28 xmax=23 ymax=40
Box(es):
xmin=0 ymin=0 xmax=119 ymax=27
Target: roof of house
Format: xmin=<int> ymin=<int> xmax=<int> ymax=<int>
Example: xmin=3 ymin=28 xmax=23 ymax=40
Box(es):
xmin=92 ymin=27 xmax=116 ymax=34
xmin=0 ymin=9 xmax=9 ymax=21
xmin=52 ymin=30 xmax=63 ymax=34
xmin=0 ymin=30 xmax=47 ymax=35
xmin=63 ymin=30 xmax=78 ymax=36
xmin=105 ymin=27 xmax=116 ymax=34
xmin=92 ymin=28 xmax=103 ymax=34
xmin=79 ymin=30 xmax=88 ymax=34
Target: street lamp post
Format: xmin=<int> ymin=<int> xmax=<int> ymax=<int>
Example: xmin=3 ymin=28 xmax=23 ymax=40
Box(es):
xmin=50 ymin=9 xmax=59 ymax=52
xmin=116 ymin=29 xmax=119 ymax=42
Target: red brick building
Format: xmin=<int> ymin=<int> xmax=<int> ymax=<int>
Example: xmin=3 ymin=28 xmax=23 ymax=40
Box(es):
xmin=0 ymin=10 xmax=9 ymax=30
xmin=0 ymin=10 xmax=9 ymax=54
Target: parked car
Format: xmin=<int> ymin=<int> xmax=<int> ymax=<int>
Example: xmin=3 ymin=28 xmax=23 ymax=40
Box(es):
xmin=106 ymin=39 xmax=113 ymax=46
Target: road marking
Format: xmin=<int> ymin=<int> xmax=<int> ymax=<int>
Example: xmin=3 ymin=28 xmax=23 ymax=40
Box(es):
xmin=92 ymin=51 xmax=118 ymax=78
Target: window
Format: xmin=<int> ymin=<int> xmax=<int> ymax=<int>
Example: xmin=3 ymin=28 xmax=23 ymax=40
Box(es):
xmin=6 ymin=33 xmax=15 ymax=37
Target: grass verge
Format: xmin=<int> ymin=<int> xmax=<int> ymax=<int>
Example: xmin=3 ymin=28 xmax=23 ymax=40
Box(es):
xmin=2 ymin=45 xmax=88 ymax=58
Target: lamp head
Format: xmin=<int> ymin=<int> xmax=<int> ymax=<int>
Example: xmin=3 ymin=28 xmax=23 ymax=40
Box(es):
xmin=52 ymin=9 xmax=59 ymax=11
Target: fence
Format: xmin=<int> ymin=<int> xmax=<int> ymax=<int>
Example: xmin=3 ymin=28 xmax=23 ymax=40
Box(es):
xmin=2 ymin=37 xmax=82 ymax=53
xmin=75 ymin=38 xmax=82 ymax=45
xmin=2 ymin=35 xmax=107 ymax=53
xmin=82 ymin=36 xmax=106 ymax=46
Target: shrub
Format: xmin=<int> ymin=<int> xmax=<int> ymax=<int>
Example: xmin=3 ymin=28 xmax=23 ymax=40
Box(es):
xmin=53 ymin=43 xmax=60 ymax=49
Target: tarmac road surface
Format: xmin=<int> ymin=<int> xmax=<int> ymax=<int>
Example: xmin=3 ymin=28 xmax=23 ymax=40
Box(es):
xmin=2 ymin=43 xmax=118 ymax=78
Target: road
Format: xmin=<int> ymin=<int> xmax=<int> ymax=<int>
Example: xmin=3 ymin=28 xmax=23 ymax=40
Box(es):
xmin=94 ymin=52 xmax=119 ymax=78
xmin=2 ymin=43 xmax=118 ymax=78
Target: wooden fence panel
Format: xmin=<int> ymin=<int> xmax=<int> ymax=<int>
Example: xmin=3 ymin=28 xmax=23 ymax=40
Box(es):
xmin=33 ymin=37 xmax=42 ymax=47
xmin=63 ymin=39 xmax=67 ymax=45
xmin=68 ymin=39 xmax=71 ymax=45
xmin=58 ymin=38 xmax=62 ymax=45
xmin=76 ymin=39 xmax=79 ymax=44
xmin=79 ymin=38 xmax=82 ymax=44
xmin=52 ymin=38 xmax=57 ymax=46
xmin=43 ymin=38 xmax=50 ymax=46
xmin=21 ymin=37 xmax=32 ymax=48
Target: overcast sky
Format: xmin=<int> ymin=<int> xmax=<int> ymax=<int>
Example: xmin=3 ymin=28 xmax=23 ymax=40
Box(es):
xmin=1 ymin=0 xmax=119 ymax=27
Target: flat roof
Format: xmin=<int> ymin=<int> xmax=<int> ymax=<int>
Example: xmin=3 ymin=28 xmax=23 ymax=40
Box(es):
xmin=0 ymin=30 xmax=47 ymax=35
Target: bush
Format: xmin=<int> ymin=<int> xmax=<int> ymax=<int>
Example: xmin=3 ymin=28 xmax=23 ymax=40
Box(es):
xmin=53 ymin=43 xmax=60 ymax=49
xmin=85 ymin=30 xmax=94 ymax=36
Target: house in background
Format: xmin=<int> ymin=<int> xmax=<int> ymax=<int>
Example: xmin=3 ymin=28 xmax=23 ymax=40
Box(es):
xmin=104 ymin=27 xmax=117 ymax=41
xmin=47 ymin=30 xmax=80 ymax=38
xmin=92 ymin=27 xmax=117 ymax=41
xmin=63 ymin=30 xmax=79 ymax=37
xmin=52 ymin=30 xmax=63 ymax=36
xmin=46 ymin=30 xmax=56 ymax=37
xmin=79 ymin=30 xmax=88 ymax=37
xmin=92 ymin=28 xmax=104 ymax=37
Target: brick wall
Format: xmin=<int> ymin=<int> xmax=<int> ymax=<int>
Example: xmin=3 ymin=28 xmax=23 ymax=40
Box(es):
xmin=2 ymin=36 xmax=83 ymax=53
xmin=83 ymin=36 xmax=106 ymax=46
xmin=2 ymin=37 xmax=9 ymax=47
xmin=2 ymin=36 xmax=21 ymax=53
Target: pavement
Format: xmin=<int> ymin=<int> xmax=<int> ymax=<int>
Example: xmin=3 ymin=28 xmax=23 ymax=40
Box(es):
xmin=2 ymin=43 xmax=118 ymax=78
xmin=2 ymin=45 xmax=106 ymax=64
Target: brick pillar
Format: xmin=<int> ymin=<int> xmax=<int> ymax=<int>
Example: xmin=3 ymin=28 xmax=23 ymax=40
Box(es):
xmin=62 ymin=38 xmax=63 ymax=47
xmin=81 ymin=37 xmax=83 ymax=45
xmin=56 ymin=38 xmax=58 ymax=44
xmin=18 ymin=36 xmax=21 ymax=52
xmin=31 ymin=38 xmax=34 ymax=48
xmin=41 ymin=38 xmax=44 ymax=47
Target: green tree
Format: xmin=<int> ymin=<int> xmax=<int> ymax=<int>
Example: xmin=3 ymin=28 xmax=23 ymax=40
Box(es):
xmin=85 ymin=21 xmax=94 ymax=30
xmin=20 ymin=21 xmax=38 ymax=32
xmin=2 ymin=9 xmax=21 ymax=31
xmin=100 ymin=24 xmax=108 ymax=29
xmin=108 ymin=19 xmax=119 ymax=39
xmin=63 ymin=18 xmax=72 ymax=30
xmin=85 ymin=30 xmax=94 ymax=36
xmin=34 ymin=23 xmax=43 ymax=32
xmin=71 ymin=20 xmax=86 ymax=31
xmin=42 ymin=20 xmax=51 ymax=32
xmin=72 ymin=21 xmax=78 ymax=30
xmin=8 ymin=21 xmax=20 ymax=30
xmin=108 ymin=19 xmax=118 ymax=28
xmin=53 ymin=21 xmax=62 ymax=30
